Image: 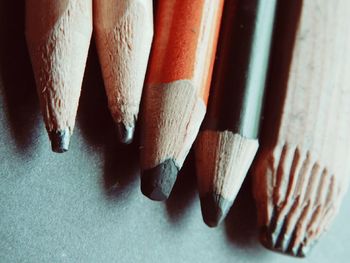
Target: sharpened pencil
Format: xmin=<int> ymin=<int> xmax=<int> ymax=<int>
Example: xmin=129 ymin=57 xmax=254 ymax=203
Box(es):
xmin=94 ymin=0 xmax=153 ymax=144
xmin=195 ymin=0 xmax=277 ymax=227
xmin=140 ymin=0 xmax=224 ymax=201
xmin=25 ymin=0 xmax=92 ymax=152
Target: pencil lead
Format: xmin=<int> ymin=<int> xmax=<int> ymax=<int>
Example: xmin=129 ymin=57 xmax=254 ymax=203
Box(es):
xmin=49 ymin=129 xmax=70 ymax=153
xmin=116 ymin=122 xmax=135 ymax=144
xmin=200 ymin=193 xmax=232 ymax=227
xmin=141 ymin=159 xmax=179 ymax=201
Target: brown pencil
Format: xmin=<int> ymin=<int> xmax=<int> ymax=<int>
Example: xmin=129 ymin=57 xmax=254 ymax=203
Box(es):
xmin=253 ymin=0 xmax=350 ymax=257
xmin=25 ymin=0 xmax=92 ymax=152
xmin=94 ymin=0 xmax=153 ymax=143
xmin=140 ymin=0 xmax=224 ymax=201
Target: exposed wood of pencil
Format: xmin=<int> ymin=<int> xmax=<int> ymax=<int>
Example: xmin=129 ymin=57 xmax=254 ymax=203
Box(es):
xmin=94 ymin=0 xmax=153 ymax=144
xmin=195 ymin=0 xmax=276 ymax=227
xmin=253 ymin=0 xmax=350 ymax=257
xmin=196 ymin=132 xmax=258 ymax=227
xmin=140 ymin=0 xmax=224 ymax=201
xmin=25 ymin=0 xmax=92 ymax=152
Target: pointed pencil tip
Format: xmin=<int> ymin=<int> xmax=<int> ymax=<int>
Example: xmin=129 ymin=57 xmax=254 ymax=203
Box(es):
xmin=141 ymin=159 xmax=179 ymax=201
xmin=116 ymin=122 xmax=135 ymax=144
xmin=49 ymin=129 xmax=70 ymax=153
xmin=200 ymin=193 xmax=232 ymax=227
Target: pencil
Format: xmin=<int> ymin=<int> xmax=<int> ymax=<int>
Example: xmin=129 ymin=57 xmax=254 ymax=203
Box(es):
xmin=195 ymin=0 xmax=277 ymax=227
xmin=140 ymin=0 xmax=224 ymax=201
xmin=25 ymin=0 xmax=92 ymax=152
xmin=253 ymin=0 xmax=350 ymax=257
xmin=94 ymin=0 xmax=153 ymax=144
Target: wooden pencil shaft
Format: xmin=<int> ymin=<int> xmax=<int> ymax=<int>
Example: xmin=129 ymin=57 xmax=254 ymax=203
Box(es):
xmin=94 ymin=0 xmax=153 ymax=143
xmin=25 ymin=0 xmax=92 ymax=152
xmin=141 ymin=0 xmax=224 ymax=170
xmin=140 ymin=0 xmax=224 ymax=200
xmin=202 ymin=0 xmax=276 ymax=139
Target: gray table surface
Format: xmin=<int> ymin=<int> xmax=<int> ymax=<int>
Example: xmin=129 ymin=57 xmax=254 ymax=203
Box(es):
xmin=1 ymin=1 xmax=349 ymax=263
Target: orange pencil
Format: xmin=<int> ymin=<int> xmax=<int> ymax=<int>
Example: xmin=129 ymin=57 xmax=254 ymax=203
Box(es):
xmin=140 ymin=0 xmax=224 ymax=201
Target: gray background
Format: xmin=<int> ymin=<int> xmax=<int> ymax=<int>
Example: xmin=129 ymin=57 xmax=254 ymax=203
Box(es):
xmin=1 ymin=1 xmax=349 ymax=262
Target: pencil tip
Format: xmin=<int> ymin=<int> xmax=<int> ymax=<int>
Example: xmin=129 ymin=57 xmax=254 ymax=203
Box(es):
xmin=116 ymin=122 xmax=135 ymax=144
xmin=200 ymin=193 xmax=232 ymax=227
xmin=141 ymin=159 xmax=179 ymax=201
xmin=49 ymin=129 xmax=70 ymax=153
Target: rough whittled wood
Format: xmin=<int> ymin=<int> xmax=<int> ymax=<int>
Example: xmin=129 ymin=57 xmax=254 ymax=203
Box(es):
xmin=196 ymin=131 xmax=258 ymax=226
xmin=140 ymin=0 xmax=224 ymax=201
xmin=253 ymin=0 xmax=350 ymax=257
xmin=94 ymin=0 xmax=153 ymax=143
xmin=26 ymin=0 xmax=92 ymax=152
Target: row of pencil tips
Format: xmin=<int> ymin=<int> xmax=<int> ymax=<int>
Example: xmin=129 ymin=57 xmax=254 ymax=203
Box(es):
xmin=25 ymin=0 xmax=350 ymax=258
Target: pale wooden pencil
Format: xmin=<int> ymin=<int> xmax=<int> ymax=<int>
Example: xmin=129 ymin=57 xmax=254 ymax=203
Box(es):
xmin=195 ymin=0 xmax=277 ymax=227
xmin=140 ymin=0 xmax=224 ymax=201
xmin=253 ymin=0 xmax=350 ymax=257
xmin=25 ymin=0 xmax=92 ymax=152
xmin=94 ymin=0 xmax=153 ymax=143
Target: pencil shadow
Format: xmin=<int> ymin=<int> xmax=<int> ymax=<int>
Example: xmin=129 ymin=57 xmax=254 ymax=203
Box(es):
xmin=77 ymin=40 xmax=139 ymax=199
xmin=165 ymin=151 xmax=198 ymax=223
xmin=0 ymin=0 xmax=41 ymax=153
xmin=223 ymin=175 xmax=260 ymax=249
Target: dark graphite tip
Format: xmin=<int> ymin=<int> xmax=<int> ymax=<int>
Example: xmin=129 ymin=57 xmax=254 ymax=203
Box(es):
xmin=141 ymin=159 xmax=179 ymax=201
xmin=116 ymin=122 xmax=135 ymax=144
xmin=200 ymin=193 xmax=232 ymax=227
xmin=49 ymin=129 xmax=70 ymax=153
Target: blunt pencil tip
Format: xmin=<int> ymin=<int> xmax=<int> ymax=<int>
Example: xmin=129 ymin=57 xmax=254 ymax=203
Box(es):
xmin=50 ymin=129 xmax=70 ymax=153
xmin=200 ymin=193 xmax=232 ymax=227
xmin=141 ymin=159 xmax=179 ymax=201
xmin=117 ymin=122 xmax=135 ymax=144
